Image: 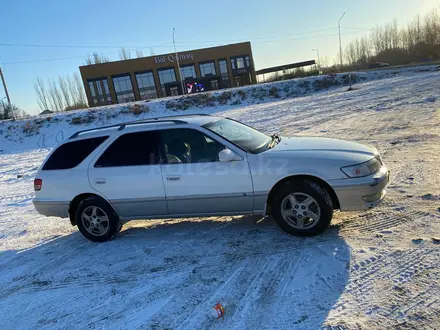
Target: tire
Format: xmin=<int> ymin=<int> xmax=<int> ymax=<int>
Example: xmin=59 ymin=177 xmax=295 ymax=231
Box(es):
xmin=75 ymin=196 xmax=120 ymax=242
xmin=271 ymin=180 xmax=333 ymax=236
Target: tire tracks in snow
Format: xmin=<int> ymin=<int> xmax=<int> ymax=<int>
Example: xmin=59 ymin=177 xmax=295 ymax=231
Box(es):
xmin=326 ymin=247 xmax=440 ymax=327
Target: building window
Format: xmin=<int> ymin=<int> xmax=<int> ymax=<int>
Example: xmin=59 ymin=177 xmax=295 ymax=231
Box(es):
xmin=88 ymin=81 xmax=97 ymax=104
xmin=231 ymin=55 xmax=251 ymax=71
xmin=218 ymin=59 xmax=230 ymax=88
xmin=88 ymin=78 xmax=112 ymax=105
xmin=112 ymin=75 xmax=135 ymax=103
xmin=157 ymin=68 xmax=177 ymax=97
xmin=219 ymin=60 xmax=228 ymax=77
xmin=199 ymin=62 xmax=216 ymax=77
xmin=102 ymin=80 xmax=111 ymax=103
xmin=136 ymin=71 xmax=158 ymax=100
xmin=180 ymin=65 xmax=196 ymax=82
xmin=236 ymin=57 xmax=245 ymax=69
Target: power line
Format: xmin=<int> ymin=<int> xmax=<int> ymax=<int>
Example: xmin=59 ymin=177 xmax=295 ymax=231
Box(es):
xmin=176 ymin=30 xmax=371 ymax=47
xmin=176 ymin=27 xmax=339 ymax=44
xmin=2 ymin=45 xmax=175 ymax=65
xmin=341 ymin=26 xmax=375 ymax=31
xmin=0 ymin=42 xmax=174 ymax=49
xmin=1 ymin=30 xmax=369 ymax=65
xmin=0 ymin=27 xmax=343 ymax=50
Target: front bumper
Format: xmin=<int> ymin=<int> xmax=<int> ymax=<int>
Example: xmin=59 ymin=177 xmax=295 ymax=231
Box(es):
xmin=330 ymin=166 xmax=389 ymax=211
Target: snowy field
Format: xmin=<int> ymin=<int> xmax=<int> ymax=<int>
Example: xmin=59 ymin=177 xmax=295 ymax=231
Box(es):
xmin=0 ymin=68 xmax=440 ymax=329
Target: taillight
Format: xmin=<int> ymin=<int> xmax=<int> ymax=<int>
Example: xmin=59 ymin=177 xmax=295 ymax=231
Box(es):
xmin=34 ymin=178 xmax=42 ymax=191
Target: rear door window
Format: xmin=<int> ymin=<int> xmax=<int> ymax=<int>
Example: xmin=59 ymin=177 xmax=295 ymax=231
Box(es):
xmin=43 ymin=136 xmax=108 ymax=170
xmin=95 ymin=131 xmax=160 ymax=167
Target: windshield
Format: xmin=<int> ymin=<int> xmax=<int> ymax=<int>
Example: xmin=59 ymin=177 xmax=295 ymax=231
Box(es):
xmin=203 ymin=119 xmax=271 ymax=154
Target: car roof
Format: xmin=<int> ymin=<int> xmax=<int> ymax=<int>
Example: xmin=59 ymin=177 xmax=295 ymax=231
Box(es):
xmin=68 ymin=114 xmax=222 ymax=140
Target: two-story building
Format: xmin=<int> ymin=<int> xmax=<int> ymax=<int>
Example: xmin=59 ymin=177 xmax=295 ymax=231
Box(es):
xmin=79 ymin=42 xmax=256 ymax=107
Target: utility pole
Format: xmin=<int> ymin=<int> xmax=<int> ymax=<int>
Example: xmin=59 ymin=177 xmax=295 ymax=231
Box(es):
xmin=312 ymin=48 xmax=321 ymax=74
xmin=172 ymin=28 xmax=185 ymax=95
xmin=0 ymin=65 xmax=15 ymax=120
xmin=338 ymin=12 xmax=345 ymax=73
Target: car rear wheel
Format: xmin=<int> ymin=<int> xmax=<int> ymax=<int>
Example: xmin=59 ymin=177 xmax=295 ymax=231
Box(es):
xmin=75 ymin=196 xmax=120 ymax=242
xmin=272 ymin=180 xmax=333 ymax=236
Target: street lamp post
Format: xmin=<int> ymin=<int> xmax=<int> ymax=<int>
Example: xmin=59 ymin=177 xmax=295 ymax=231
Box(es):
xmin=0 ymin=66 xmax=15 ymax=120
xmin=338 ymin=12 xmax=345 ymax=73
xmin=172 ymin=28 xmax=185 ymax=95
xmin=312 ymin=48 xmax=321 ymax=74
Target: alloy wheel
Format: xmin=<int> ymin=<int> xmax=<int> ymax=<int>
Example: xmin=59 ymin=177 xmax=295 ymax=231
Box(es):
xmin=81 ymin=206 xmax=110 ymax=236
xmin=280 ymin=193 xmax=321 ymax=229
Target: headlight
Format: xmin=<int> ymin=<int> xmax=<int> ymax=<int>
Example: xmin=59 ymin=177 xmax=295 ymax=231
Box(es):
xmin=341 ymin=157 xmax=382 ymax=178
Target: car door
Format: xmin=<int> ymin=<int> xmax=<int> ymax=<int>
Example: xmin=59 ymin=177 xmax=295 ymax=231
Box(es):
xmin=89 ymin=129 xmax=167 ymax=219
xmin=159 ymin=127 xmax=254 ymax=215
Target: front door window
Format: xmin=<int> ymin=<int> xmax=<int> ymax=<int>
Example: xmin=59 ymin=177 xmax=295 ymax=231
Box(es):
xmin=159 ymin=128 xmax=253 ymax=214
xmin=160 ymin=128 xmax=225 ymax=164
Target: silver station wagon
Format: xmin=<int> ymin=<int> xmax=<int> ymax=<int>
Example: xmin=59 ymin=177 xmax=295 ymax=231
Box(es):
xmin=33 ymin=114 xmax=389 ymax=242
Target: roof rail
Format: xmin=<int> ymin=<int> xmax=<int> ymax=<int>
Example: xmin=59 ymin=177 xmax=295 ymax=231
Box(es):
xmin=118 ymin=119 xmax=186 ymax=130
xmin=157 ymin=113 xmax=212 ymax=117
xmin=69 ymin=123 xmax=121 ymax=139
xmin=69 ymin=118 xmax=187 ymax=139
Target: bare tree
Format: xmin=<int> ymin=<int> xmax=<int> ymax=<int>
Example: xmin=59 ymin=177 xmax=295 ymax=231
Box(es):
xmin=119 ymin=48 xmax=131 ymax=60
xmin=136 ymin=49 xmax=144 ymax=58
xmin=73 ymin=72 xmax=87 ymax=106
xmin=35 ymin=72 xmax=88 ymax=112
xmin=34 ymin=77 xmax=50 ymax=111
xmin=58 ymin=76 xmax=71 ymax=108
xmin=342 ymin=6 xmax=440 ymax=68
xmin=48 ymin=79 xmax=64 ymax=111
xmin=85 ymin=52 xmax=109 ymax=65
xmin=0 ymin=103 xmax=25 ymax=120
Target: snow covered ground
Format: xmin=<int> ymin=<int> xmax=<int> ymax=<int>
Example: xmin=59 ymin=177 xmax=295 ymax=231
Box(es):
xmin=0 ymin=67 xmax=439 ymax=329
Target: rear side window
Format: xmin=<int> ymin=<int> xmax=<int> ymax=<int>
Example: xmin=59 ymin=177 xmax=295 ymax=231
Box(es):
xmin=95 ymin=131 xmax=159 ymax=167
xmin=43 ymin=136 xmax=108 ymax=170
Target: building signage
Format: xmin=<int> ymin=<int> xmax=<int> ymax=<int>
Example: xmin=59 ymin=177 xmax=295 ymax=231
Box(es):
xmin=154 ymin=53 xmax=194 ymax=64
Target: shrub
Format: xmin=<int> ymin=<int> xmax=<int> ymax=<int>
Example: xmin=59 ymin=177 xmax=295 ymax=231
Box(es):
xmin=71 ymin=115 xmax=96 ymax=125
xmin=129 ymin=104 xmax=149 ymax=116
xmin=22 ymin=121 xmax=39 ymax=135
xmin=251 ymin=87 xmax=267 ymax=99
xmin=314 ymin=78 xmax=336 ymax=90
xmin=217 ymin=91 xmax=232 ymax=104
xmin=269 ymin=87 xmax=280 ymax=98
xmin=237 ymin=89 xmax=247 ymax=100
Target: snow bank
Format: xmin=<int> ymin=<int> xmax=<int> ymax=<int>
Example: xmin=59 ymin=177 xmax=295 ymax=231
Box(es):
xmin=0 ymin=64 xmax=438 ymax=154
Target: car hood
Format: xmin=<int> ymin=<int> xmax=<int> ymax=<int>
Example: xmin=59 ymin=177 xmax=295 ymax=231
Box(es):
xmin=270 ymin=136 xmax=377 ymax=156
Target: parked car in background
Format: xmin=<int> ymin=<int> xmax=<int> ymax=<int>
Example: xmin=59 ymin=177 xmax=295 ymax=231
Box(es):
xmin=33 ymin=114 xmax=389 ymax=242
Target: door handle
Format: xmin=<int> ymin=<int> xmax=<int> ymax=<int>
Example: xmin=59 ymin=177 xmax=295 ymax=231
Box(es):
xmin=167 ymin=176 xmax=181 ymax=181
xmin=95 ymin=178 xmax=106 ymax=184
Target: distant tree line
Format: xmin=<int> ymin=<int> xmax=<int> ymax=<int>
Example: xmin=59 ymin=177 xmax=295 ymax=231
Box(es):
xmin=34 ymin=47 xmax=147 ymax=113
xmin=34 ymin=73 xmax=88 ymax=112
xmin=343 ymin=7 xmax=440 ymax=68
xmin=84 ymin=48 xmax=144 ymax=65
xmin=266 ymin=6 xmax=440 ymax=82
xmin=0 ymin=103 xmax=26 ymax=120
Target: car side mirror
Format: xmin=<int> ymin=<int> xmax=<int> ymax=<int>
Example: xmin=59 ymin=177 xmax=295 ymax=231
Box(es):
xmin=218 ymin=148 xmax=242 ymax=162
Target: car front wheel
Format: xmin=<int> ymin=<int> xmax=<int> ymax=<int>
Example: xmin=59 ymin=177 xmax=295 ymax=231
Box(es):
xmin=75 ymin=196 xmax=120 ymax=242
xmin=271 ymin=180 xmax=333 ymax=236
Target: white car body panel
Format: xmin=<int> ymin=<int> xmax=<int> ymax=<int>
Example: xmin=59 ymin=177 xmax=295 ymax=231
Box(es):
xmin=33 ymin=115 xmax=389 ymax=223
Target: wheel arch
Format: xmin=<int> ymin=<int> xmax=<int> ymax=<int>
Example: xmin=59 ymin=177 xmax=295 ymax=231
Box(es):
xmin=265 ymin=175 xmax=340 ymax=215
xmin=68 ymin=193 xmax=116 ymax=226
